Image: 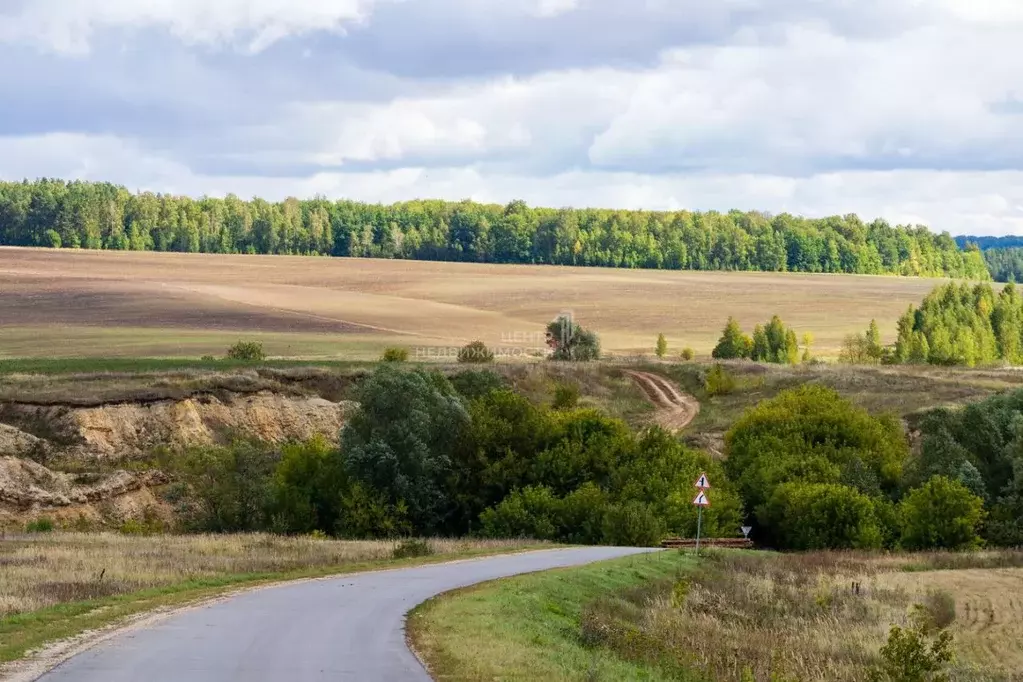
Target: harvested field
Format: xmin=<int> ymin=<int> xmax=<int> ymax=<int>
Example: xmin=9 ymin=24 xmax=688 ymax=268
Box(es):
xmin=0 ymin=247 xmax=947 ymax=359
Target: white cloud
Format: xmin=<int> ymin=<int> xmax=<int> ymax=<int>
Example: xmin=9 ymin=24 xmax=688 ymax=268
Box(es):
xmin=0 ymin=0 xmax=393 ymax=54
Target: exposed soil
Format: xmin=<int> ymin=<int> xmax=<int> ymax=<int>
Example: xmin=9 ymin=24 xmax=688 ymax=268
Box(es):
xmin=623 ymin=370 xmax=700 ymax=431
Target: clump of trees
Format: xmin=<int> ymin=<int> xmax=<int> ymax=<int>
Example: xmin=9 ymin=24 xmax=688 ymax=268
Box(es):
xmin=0 ymin=179 xmax=989 ymax=278
xmin=168 ymin=366 xmax=741 ymax=545
xmin=711 ymin=315 xmax=801 ymax=364
xmin=724 ymin=385 xmax=987 ymax=551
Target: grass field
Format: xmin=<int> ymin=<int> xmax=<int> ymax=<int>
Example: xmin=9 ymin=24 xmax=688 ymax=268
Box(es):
xmin=411 ymin=550 xmax=1023 ymax=682
xmin=0 ymin=247 xmax=947 ymax=359
xmin=0 ymin=533 xmax=538 ymax=665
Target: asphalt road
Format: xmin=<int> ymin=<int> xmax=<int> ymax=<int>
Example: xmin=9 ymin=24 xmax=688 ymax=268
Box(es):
xmin=37 ymin=546 xmax=659 ymax=682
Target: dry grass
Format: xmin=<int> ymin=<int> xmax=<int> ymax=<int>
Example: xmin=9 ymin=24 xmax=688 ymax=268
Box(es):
xmin=582 ymin=550 xmax=1023 ymax=681
xmin=0 ymin=532 xmax=530 ymax=617
xmin=0 ymin=246 xmax=946 ymax=359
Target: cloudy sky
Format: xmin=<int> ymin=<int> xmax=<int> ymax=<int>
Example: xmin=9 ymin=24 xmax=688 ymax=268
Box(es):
xmin=1 ymin=0 xmax=1021 ymax=235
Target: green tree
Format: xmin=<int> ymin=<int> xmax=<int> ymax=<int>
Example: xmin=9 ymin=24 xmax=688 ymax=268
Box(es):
xmin=655 ymin=333 xmax=668 ymax=359
xmin=712 ymin=317 xmax=752 ymax=359
xmin=341 ymin=367 xmax=470 ymax=534
xmin=547 ymin=314 xmax=600 ymax=361
xmin=899 ymin=476 xmax=985 ymax=550
xmin=759 ymin=482 xmax=883 ymax=550
xmin=457 ymin=340 xmax=495 ymax=364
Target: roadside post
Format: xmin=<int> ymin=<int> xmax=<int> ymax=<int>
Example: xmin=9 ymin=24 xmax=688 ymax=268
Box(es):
xmin=693 ymin=473 xmax=711 ymax=555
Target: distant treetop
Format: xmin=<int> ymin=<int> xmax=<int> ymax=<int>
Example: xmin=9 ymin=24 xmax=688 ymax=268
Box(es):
xmin=0 ymin=178 xmax=990 ymax=279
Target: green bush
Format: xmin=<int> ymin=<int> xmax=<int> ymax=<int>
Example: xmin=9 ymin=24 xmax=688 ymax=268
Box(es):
xmin=712 ymin=317 xmax=752 ymax=360
xmin=868 ymin=619 xmax=955 ymax=682
xmin=25 ymin=517 xmax=55 ymax=533
xmin=655 ymin=333 xmax=668 ymax=359
xmin=174 ymin=440 xmax=278 ymax=532
xmin=725 ymin=385 xmax=908 ymax=547
xmin=680 ymin=347 xmax=695 ymax=361
xmin=449 ymin=369 xmax=507 ymax=400
xmin=226 ymin=341 xmax=266 ymax=361
xmin=552 ymin=382 xmax=580 ymax=409
xmin=268 ymin=436 xmax=347 ymax=536
xmin=381 ymin=347 xmax=409 ymax=362
xmin=480 ymin=485 xmax=563 ymax=541
xmin=704 ymin=364 xmax=736 ymax=396
xmin=392 ymin=538 xmax=434 ymax=559
xmin=457 ymin=340 xmax=495 ymax=364
xmin=758 ymin=482 xmax=883 ymax=550
xmin=601 ymin=501 xmax=665 ymax=547
xmin=899 ymin=476 xmax=985 ymax=550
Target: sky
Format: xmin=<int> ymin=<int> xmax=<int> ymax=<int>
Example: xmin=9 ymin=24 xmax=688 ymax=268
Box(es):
xmin=0 ymin=0 xmax=1022 ymax=235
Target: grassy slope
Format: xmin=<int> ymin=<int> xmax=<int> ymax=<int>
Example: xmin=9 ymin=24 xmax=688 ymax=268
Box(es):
xmin=0 ymin=537 xmax=543 ymax=665
xmin=408 ymin=550 xmax=687 ymax=682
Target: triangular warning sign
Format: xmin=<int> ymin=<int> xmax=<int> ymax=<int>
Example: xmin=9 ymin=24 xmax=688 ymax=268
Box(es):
xmin=693 ymin=491 xmax=710 ymax=507
xmin=694 ymin=473 xmax=710 ymax=490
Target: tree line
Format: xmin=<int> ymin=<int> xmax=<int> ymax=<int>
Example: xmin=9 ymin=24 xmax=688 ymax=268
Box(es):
xmin=0 ymin=178 xmax=989 ymax=278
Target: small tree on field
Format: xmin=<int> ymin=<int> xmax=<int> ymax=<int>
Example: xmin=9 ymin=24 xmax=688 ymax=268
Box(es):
xmin=802 ymin=332 xmax=814 ymax=363
xmin=655 ymin=333 xmax=668 ymax=359
xmin=226 ymin=341 xmax=266 ymax=362
xmin=680 ymin=347 xmax=695 ymax=361
xmin=712 ymin=317 xmax=752 ymax=360
xmin=546 ymin=314 xmax=600 ymax=361
xmin=457 ymin=340 xmax=495 ymax=364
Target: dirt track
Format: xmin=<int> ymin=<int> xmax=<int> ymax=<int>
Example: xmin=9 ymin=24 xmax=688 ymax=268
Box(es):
xmin=623 ymin=370 xmax=700 ymax=431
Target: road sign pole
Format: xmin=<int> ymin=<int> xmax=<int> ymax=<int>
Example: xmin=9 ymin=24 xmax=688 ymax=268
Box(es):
xmin=695 ymin=505 xmax=703 ymax=555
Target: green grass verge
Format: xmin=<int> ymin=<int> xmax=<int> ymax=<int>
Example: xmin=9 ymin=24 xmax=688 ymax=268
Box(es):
xmin=0 ymin=544 xmax=543 ymax=665
xmin=407 ymin=550 xmax=690 ymax=682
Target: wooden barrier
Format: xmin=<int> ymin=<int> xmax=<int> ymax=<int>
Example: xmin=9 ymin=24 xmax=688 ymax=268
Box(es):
xmin=660 ymin=537 xmax=754 ymax=549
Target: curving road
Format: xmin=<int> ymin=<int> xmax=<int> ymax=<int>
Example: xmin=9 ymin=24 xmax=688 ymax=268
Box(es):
xmin=624 ymin=370 xmax=700 ymax=431
xmin=35 ymin=547 xmax=658 ymax=682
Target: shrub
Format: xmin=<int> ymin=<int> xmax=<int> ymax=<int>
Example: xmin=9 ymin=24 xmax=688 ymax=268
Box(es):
xmin=480 ymin=485 xmax=562 ymax=541
xmin=552 ymin=382 xmax=580 ymax=409
xmin=758 ymin=482 xmax=883 ymax=550
xmin=449 ymin=369 xmax=506 ymax=400
xmin=43 ymin=229 xmax=61 ymax=249
xmin=200 ymin=355 xmax=217 ymax=362
xmin=174 ymin=440 xmax=278 ymax=532
xmin=680 ymin=347 xmax=695 ymax=361
xmin=899 ymin=476 xmax=985 ymax=550
xmin=25 ymin=517 xmax=55 ymax=533
xmin=381 ymin=347 xmax=409 ymax=362
xmin=704 ymin=364 xmax=736 ymax=396
xmin=457 ymin=340 xmax=495 ymax=364
xmin=601 ymin=501 xmax=665 ymax=547
xmin=268 ymin=437 xmax=347 ymax=536
xmin=226 ymin=341 xmax=266 ymax=361
xmin=868 ymin=619 xmax=955 ymax=682
xmin=392 ymin=538 xmax=434 ymax=559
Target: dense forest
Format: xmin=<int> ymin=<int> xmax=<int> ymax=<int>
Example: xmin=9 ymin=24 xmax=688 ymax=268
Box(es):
xmin=890 ymin=282 xmax=1023 ymax=366
xmin=0 ymin=178 xmax=989 ymax=277
xmin=955 ymin=235 xmax=1023 ymax=250
xmin=979 ymin=247 xmax=1023 ymax=283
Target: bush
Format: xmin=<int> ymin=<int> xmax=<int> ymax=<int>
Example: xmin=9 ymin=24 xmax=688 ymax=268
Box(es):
xmin=704 ymin=364 xmax=736 ymax=396
xmin=25 ymin=517 xmax=55 ymax=533
xmin=392 ymin=538 xmax=434 ymax=559
xmin=381 ymin=347 xmax=409 ymax=362
xmin=449 ymin=369 xmax=507 ymax=400
xmin=758 ymin=482 xmax=883 ymax=550
xmin=226 ymin=341 xmax=266 ymax=361
xmin=200 ymin=355 xmax=217 ymax=362
xmin=725 ymin=385 xmax=908 ymax=546
xmin=899 ymin=476 xmax=985 ymax=550
xmin=268 ymin=437 xmax=347 ymax=536
xmin=552 ymin=382 xmax=580 ymax=409
xmin=174 ymin=440 xmax=278 ymax=532
xmin=680 ymin=347 xmax=695 ymax=361
xmin=868 ymin=619 xmax=955 ymax=682
xmin=601 ymin=501 xmax=665 ymax=547
xmin=43 ymin=229 xmax=61 ymax=249
xmin=712 ymin=317 xmax=752 ymax=360
xmin=457 ymin=340 xmax=495 ymax=364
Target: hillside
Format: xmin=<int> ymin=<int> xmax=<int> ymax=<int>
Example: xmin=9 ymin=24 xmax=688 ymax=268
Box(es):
xmin=0 ymin=247 xmax=947 ymax=359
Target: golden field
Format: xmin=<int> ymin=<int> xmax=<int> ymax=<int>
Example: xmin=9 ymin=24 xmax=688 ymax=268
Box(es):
xmin=0 ymin=247 xmax=947 ymax=359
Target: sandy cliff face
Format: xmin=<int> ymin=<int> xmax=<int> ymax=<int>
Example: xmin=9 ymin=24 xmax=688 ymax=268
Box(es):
xmin=0 ymin=392 xmax=354 ymax=527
